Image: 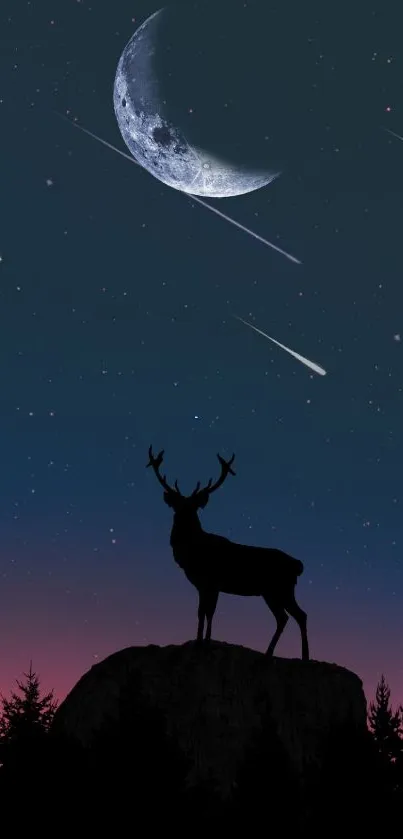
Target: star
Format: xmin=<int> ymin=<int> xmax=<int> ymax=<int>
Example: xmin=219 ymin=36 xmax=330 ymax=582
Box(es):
xmin=393 ymin=334 xmax=401 ymax=342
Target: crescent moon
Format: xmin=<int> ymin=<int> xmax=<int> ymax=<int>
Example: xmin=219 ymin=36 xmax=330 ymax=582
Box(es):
xmin=113 ymin=9 xmax=279 ymax=198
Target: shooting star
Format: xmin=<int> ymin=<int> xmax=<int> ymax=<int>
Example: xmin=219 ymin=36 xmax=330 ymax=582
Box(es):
xmin=234 ymin=315 xmax=327 ymax=376
xmin=189 ymin=195 xmax=301 ymax=264
xmin=383 ymin=126 xmax=403 ymax=143
xmin=56 ymin=113 xmax=301 ymax=265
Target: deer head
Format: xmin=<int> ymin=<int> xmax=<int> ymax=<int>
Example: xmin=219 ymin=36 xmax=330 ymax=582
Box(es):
xmin=146 ymin=445 xmax=236 ymax=513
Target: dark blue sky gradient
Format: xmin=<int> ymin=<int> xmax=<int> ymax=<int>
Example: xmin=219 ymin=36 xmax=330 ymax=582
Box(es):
xmin=0 ymin=0 xmax=402 ymax=706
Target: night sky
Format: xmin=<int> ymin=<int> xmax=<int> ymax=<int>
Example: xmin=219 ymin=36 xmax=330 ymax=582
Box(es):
xmin=1 ymin=0 xmax=402 ymax=706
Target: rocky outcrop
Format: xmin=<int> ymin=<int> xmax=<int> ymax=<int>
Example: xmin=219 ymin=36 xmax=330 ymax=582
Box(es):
xmin=51 ymin=641 xmax=367 ymax=800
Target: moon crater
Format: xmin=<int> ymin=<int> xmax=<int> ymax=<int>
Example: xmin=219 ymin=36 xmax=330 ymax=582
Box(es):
xmin=113 ymin=9 xmax=278 ymax=198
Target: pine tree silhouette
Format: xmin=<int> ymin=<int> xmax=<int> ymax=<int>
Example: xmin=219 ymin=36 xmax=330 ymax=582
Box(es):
xmin=0 ymin=662 xmax=57 ymax=774
xmin=368 ymin=674 xmax=403 ymax=796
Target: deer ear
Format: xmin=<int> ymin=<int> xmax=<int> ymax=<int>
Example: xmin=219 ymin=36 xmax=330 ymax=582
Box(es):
xmin=163 ymin=491 xmax=174 ymax=507
xmin=195 ymin=489 xmax=210 ymax=509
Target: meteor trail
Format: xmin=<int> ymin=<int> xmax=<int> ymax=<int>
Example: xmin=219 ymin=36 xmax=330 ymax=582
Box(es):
xmin=234 ymin=315 xmax=327 ymax=376
xmin=57 ymin=112 xmax=141 ymax=165
xmin=188 ymin=194 xmax=301 ymax=264
xmin=383 ymin=126 xmax=403 ymax=143
xmin=57 ymin=113 xmax=301 ymax=265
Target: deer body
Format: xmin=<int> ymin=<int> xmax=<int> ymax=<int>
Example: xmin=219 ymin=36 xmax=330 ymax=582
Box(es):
xmin=171 ymin=522 xmax=302 ymax=596
xmin=147 ymin=446 xmax=309 ymax=660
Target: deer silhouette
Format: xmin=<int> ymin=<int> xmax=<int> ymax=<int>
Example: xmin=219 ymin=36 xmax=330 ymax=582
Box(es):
xmin=147 ymin=446 xmax=309 ymax=660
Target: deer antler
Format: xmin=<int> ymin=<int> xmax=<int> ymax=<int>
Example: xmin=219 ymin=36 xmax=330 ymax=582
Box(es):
xmin=146 ymin=445 xmax=181 ymax=494
xmin=193 ymin=453 xmax=236 ymax=496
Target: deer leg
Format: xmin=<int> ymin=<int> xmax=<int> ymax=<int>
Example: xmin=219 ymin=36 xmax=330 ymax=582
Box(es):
xmin=196 ymin=591 xmax=206 ymax=642
xmin=204 ymin=591 xmax=219 ymax=642
xmin=284 ymin=594 xmax=309 ymax=661
xmin=263 ymin=595 xmax=289 ymax=657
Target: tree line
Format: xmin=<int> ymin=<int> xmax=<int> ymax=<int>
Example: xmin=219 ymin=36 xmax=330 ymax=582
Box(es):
xmin=0 ymin=664 xmax=402 ymax=828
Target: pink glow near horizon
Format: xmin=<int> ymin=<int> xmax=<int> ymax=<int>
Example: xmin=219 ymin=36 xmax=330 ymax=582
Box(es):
xmin=1 ymin=623 xmax=401 ymax=710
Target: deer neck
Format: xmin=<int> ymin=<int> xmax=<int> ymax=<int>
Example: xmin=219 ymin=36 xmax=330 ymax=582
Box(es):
xmin=170 ymin=510 xmax=203 ymax=547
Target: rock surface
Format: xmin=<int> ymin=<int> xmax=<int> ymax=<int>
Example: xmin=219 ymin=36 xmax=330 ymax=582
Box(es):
xmin=51 ymin=641 xmax=367 ymax=799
